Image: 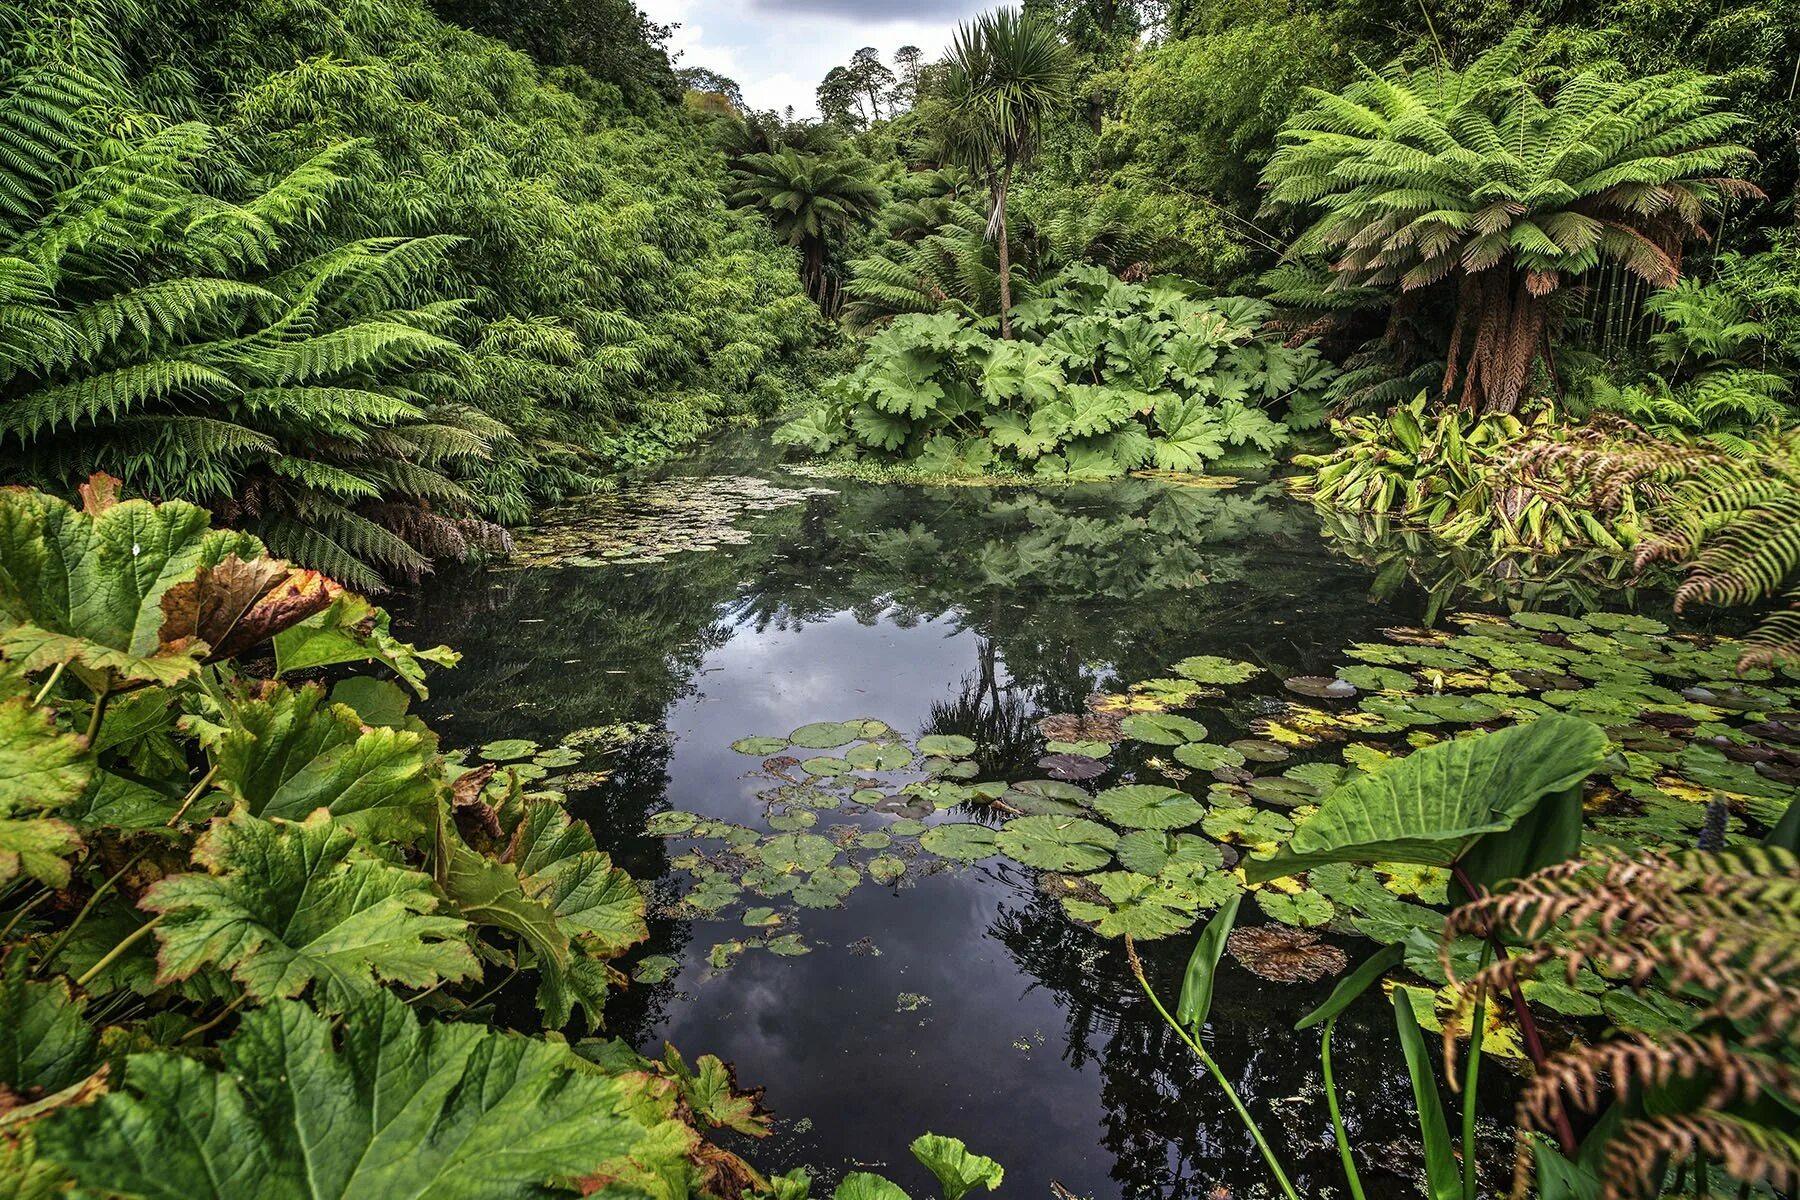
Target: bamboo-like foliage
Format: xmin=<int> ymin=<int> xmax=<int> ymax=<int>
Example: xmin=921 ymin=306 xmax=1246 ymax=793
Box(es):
xmin=1261 ymin=26 xmax=1759 ymax=414
xmin=1446 ymin=848 xmax=1800 ymax=1199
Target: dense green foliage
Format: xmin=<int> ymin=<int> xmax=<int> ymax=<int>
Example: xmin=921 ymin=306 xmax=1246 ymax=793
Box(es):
xmin=0 ymin=0 xmax=819 ymax=587
xmin=777 ymin=266 xmax=1333 ymax=478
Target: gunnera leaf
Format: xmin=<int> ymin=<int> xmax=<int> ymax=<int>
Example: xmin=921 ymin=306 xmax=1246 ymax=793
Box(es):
xmin=34 ymin=991 xmax=668 ymax=1198
xmin=911 ymin=1134 xmax=1003 ymax=1200
xmin=996 ymin=815 xmax=1118 ymax=872
xmin=144 ymin=812 xmax=478 ymax=1010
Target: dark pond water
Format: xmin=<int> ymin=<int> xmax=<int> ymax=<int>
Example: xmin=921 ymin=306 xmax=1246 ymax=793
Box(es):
xmin=393 ymin=435 xmax=1612 ymax=1200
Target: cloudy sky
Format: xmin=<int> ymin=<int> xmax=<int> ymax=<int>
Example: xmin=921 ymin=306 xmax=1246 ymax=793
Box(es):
xmin=638 ymin=0 xmax=990 ymax=118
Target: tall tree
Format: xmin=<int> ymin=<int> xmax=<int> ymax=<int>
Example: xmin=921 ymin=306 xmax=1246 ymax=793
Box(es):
xmin=941 ymin=7 xmax=1074 ymax=339
xmin=1261 ymin=29 xmax=1759 ymax=414
xmin=848 ymin=47 xmax=897 ymax=122
xmin=730 ymin=148 xmax=885 ymax=306
xmin=891 ymin=45 xmax=924 ymax=112
xmin=817 ymin=66 xmax=863 ymax=127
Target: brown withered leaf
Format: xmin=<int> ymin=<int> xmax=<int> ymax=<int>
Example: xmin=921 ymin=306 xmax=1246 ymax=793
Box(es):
xmin=158 ymin=555 xmax=340 ymax=662
xmin=1226 ymin=926 xmax=1348 ymax=983
xmin=450 ymin=764 xmax=501 ymax=840
xmin=78 ymin=472 xmax=121 ymax=515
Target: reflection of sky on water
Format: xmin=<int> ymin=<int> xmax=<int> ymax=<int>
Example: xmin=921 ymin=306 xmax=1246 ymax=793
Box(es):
xmin=396 ymin=460 xmax=1524 ymax=1200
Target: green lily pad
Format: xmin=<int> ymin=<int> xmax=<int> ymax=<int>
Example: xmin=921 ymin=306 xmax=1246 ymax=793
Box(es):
xmin=1045 ymin=740 xmax=1113 ymax=758
xmin=1114 ymin=830 xmax=1225 ymax=876
xmin=1172 ymin=655 xmax=1262 ymax=685
xmin=1201 ymin=805 xmax=1294 ymax=846
xmin=532 ymin=747 xmax=583 ymax=768
xmin=925 ymin=757 xmax=979 ymax=779
xmin=918 ymin=734 xmax=977 ymax=758
xmin=1120 ymin=713 xmax=1209 ymax=746
xmin=741 ymin=866 xmax=802 ymax=897
xmin=996 ymin=815 xmax=1119 ymax=872
xmin=1061 ymin=871 xmax=1201 ymax=940
xmin=478 ymin=739 xmax=538 ymax=762
xmin=645 ymin=810 xmax=700 ymax=836
xmin=847 ymin=742 xmax=913 ymax=771
xmin=856 ymin=830 xmax=893 ymax=850
xmin=869 ymin=854 xmax=907 ymax=883
xmin=685 ymin=876 xmax=743 ymax=913
xmin=1231 ymin=738 xmax=1291 ymax=763
xmin=741 ymin=906 xmax=782 ymax=928
xmin=1255 ymin=888 xmax=1335 ymax=927
xmin=1172 ymin=742 xmax=1246 ymax=771
xmin=888 ymin=818 xmax=929 ymax=837
xmin=764 ymin=933 xmax=811 ymax=956
xmin=789 ymin=722 xmax=861 ymax=749
xmin=920 ymin=823 xmax=1001 ymax=861
xmin=800 ymin=757 xmax=853 ymax=777
xmin=631 ymin=954 xmax=678 ymax=984
xmin=792 ymin=865 xmax=861 ymax=908
xmin=756 ymin=833 xmax=840 ymax=873
xmin=767 ymin=810 xmax=818 ymax=831
xmin=731 ymin=736 xmax=789 ymax=755
xmin=1091 ymin=784 xmax=1205 ymax=830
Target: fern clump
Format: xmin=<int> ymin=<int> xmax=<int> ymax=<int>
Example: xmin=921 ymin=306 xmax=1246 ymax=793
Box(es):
xmin=779 ymin=265 xmax=1333 ymax=479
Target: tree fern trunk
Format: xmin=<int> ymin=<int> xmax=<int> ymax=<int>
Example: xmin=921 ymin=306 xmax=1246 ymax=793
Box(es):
xmin=997 ymin=161 xmax=1014 ymax=341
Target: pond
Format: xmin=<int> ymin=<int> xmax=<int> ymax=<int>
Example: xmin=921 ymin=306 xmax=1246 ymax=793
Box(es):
xmin=392 ymin=433 xmax=1616 ymax=1200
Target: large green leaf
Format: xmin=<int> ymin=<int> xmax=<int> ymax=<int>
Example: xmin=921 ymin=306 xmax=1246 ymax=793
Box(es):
xmin=0 ymin=956 xmax=99 ymax=1100
xmin=1244 ymin=716 xmax=1607 ymax=882
xmin=274 ymin=593 xmax=458 ymax=699
xmin=0 ymin=489 xmax=262 ymax=689
xmin=910 ymin=1134 xmax=1003 ymax=1200
xmin=209 ymin=683 xmax=440 ymax=843
xmin=513 ymin=802 xmax=647 ymax=955
xmin=33 ymin=991 xmax=676 ymax=1199
xmin=144 ymin=811 xmax=478 ymax=1009
xmin=0 ymin=694 xmax=91 ymax=886
xmin=1175 ymin=894 xmax=1241 ymax=1034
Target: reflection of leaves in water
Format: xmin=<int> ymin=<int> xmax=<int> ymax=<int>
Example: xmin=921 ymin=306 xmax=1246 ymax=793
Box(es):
xmin=510 ymin=476 xmax=834 ymax=567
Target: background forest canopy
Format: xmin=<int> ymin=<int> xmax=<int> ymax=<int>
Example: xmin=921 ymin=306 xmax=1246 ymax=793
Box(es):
xmin=2 ymin=0 xmax=1799 ymax=637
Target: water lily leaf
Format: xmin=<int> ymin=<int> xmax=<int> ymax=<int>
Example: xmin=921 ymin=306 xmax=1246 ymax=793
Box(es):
xmin=1227 ymin=926 xmax=1347 ymax=982
xmin=800 ymin=757 xmax=853 ymax=777
xmin=1244 ymin=715 xmax=1608 ymax=882
xmin=997 ymin=815 xmax=1119 ymax=871
xmin=685 ymin=876 xmax=744 ymax=912
xmin=479 ymin=739 xmax=538 ymax=762
xmin=869 ymin=854 xmax=907 ymax=883
xmin=631 ymin=955 xmax=678 ymax=985
xmin=792 ymin=865 xmax=860 ymax=908
xmin=920 ymin=823 xmax=1000 ymax=861
xmin=644 ymin=810 xmax=699 ymax=836
xmin=1062 ymin=871 xmax=1201 ymax=939
xmin=1246 ymin=776 xmax=1319 ymax=809
xmin=917 ymin=734 xmax=976 ymax=758
xmin=788 ymin=722 xmax=861 ymax=749
xmin=1039 ymin=753 xmax=1106 ymax=781
xmin=1254 ymin=888 xmax=1336 ymax=928
xmin=756 ymin=833 xmax=839 ymax=874
xmin=847 ymin=742 xmax=911 ymax=771
xmin=1045 ymin=739 xmax=1111 ymax=758
xmin=1337 ymin=665 xmax=1415 ymax=693
xmin=925 ymin=757 xmax=979 ymax=779
xmin=1230 ymin=738 xmax=1291 ymax=763
xmin=911 ymin=1134 xmax=1003 ymax=1200
xmin=34 ymin=991 xmax=664 ymax=1199
xmin=767 ymin=811 xmax=817 ymax=831
xmin=144 ymin=811 xmax=477 ymax=1010
xmin=1114 ymin=830 xmax=1224 ymax=876
xmin=1092 ymin=784 xmax=1205 ymax=830
xmin=1008 ymin=778 xmax=1090 ymax=801
xmin=1170 ymin=742 xmax=1243 ymax=772
xmin=1120 ymin=713 xmax=1208 ymax=746
xmin=1286 ymin=675 xmax=1357 ymax=699
xmin=731 ymin=736 xmax=789 ymax=756
xmin=1036 ymin=712 xmax=1123 ymax=744
xmin=1201 ymin=805 xmax=1294 ymax=845
xmin=765 ymin=933 xmax=811 ymax=956
xmin=888 ymin=818 xmax=929 ymax=837
xmin=741 ymin=906 xmax=781 ymax=928
xmin=1172 ymin=655 xmax=1261 ymax=685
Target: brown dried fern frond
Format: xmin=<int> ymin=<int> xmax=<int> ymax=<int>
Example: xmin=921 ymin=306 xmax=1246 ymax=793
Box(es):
xmin=1592 ymin=1111 xmax=1800 ymax=1200
xmin=1517 ymin=1032 xmax=1798 ymax=1132
xmin=1507 ymin=416 xmax=1705 ymax=513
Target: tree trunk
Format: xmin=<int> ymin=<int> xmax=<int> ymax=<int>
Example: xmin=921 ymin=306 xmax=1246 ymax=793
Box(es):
xmin=1441 ymin=269 xmax=1550 ymax=415
xmin=996 ymin=162 xmax=1014 ymax=340
xmin=803 ymin=239 xmax=826 ymax=307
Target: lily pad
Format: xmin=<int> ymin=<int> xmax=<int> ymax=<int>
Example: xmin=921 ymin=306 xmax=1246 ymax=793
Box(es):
xmin=1119 ymin=713 xmax=1209 ymax=746
xmin=645 ymin=810 xmax=700 ymax=837
xmin=756 ymin=833 xmax=840 ymax=874
xmin=1255 ymin=889 xmax=1336 ymax=927
xmin=1172 ymin=655 xmax=1261 ymax=685
xmin=1231 ymin=738 xmax=1291 ymax=763
xmin=1114 ymin=830 xmax=1225 ymax=877
xmin=1045 ymin=740 xmax=1112 ymax=758
xmin=800 ymin=757 xmax=853 ymax=777
xmin=1201 ymin=805 xmax=1294 ymax=846
xmin=888 ymin=818 xmax=929 ymax=837
xmin=631 ymin=955 xmax=678 ymax=984
xmin=847 ymin=742 xmax=912 ymax=771
xmin=920 ymin=823 xmax=1001 ymax=861
xmin=1226 ymin=926 xmax=1346 ymax=982
xmin=789 ymin=722 xmax=861 ymax=749
xmin=1061 ymin=871 xmax=1201 ymax=940
xmin=1091 ymin=784 xmax=1205 ymax=830
xmin=868 ymin=854 xmax=907 ymax=883
xmin=1173 ymin=742 xmax=1246 ymax=771
xmin=918 ymin=734 xmax=977 ymax=758
xmin=1039 ymin=753 xmax=1107 ymax=781
xmin=731 ymin=736 xmax=789 ymax=756
xmin=996 ymin=816 xmax=1119 ymax=872
xmin=1286 ymin=675 xmax=1357 ymax=699
xmin=478 ymin=739 xmax=538 ymax=762
xmin=792 ymin=865 xmax=861 ymax=908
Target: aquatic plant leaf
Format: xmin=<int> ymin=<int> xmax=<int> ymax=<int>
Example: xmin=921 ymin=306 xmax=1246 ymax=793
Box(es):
xmin=1285 ymin=675 xmax=1357 ymax=699
xmin=800 ymin=757 xmax=852 ymax=777
xmin=911 ymin=1134 xmax=1003 ymax=1200
xmin=731 ymin=736 xmax=789 ymax=756
xmin=1119 ymin=713 xmax=1208 ymax=746
xmin=1044 ymin=740 xmax=1111 ymax=758
xmin=144 ymin=812 xmax=477 ymax=1010
xmin=768 ymin=811 xmax=817 ymax=831
xmin=1092 ymin=784 xmax=1205 ymax=831
xmin=1038 ymin=753 xmax=1106 ymax=781
xmin=1114 ymin=830 xmax=1223 ymax=877
xmin=1171 ymin=742 xmax=1245 ymax=772
xmin=632 ymin=955 xmax=678 ymax=985
xmin=1171 ymin=655 xmax=1261 ymax=685
xmin=925 ymin=757 xmax=978 ymax=779
xmin=846 ymin=742 xmax=911 ymax=771
xmin=1062 ymin=872 xmax=1200 ymax=940
xmin=996 ymin=815 xmax=1118 ymax=872
xmin=919 ymin=823 xmax=1000 ymax=862
xmin=788 ymin=722 xmax=861 ymax=749
xmin=756 ymin=833 xmax=839 ymax=874
xmin=1227 ymin=926 xmax=1347 ymax=982
xmin=1244 ymin=715 xmax=1608 ymax=882
xmin=888 ymin=818 xmax=929 ymax=837
xmin=1296 ymin=943 xmax=1406 ymax=1030
xmin=478 ymin=739 xmax=538 ymax=762
xmin=1230 ymin=738 xmax=1291 ymax=763
xmin=917 ymin=734 xmax=976 ymax=758
xmin=645 ymin=810 xmax=699 ymax=836
xmin=1254 ymin=889 xmax=1336 ymax=928
xmin=1337 ymin=665 xmax=1416 ymax=693
xmin=834 ymin=1174 xmax=912 ymax=1200
xmin=34 ymin=991 xmax=666 ymax=1199
xmin=792 ymin=866 xmax=860 ymax=908
xmin=1201 ymin=805 xmax=1293 ymax=845
xmin=1175 ymin=894 xmax=1241 ymax=1034
xmin=869 ymin=854 xmax=907 ymax=882
xmin=765 ymin=933 xmax=810 ymax=956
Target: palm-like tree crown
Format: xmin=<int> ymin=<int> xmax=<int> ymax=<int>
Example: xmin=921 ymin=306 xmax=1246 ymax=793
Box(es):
xmin=730 ymin=147 xmax=883 ymax=304
xmin=942 ymin=7 xmax=1073 ymax=174
xmin=1261 ymin=28 xmax=1759 ymax=412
